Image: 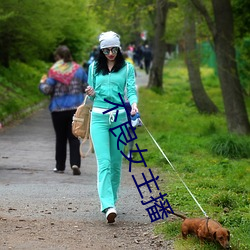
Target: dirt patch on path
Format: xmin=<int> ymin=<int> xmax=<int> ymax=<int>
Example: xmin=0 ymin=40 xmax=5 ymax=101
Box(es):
xmin=0 ymin=216 xmax=173 ymax=250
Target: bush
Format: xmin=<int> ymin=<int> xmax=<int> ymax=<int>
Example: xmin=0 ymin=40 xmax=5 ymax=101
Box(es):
xmin=210 ymin=135 xmax=250 ymax=159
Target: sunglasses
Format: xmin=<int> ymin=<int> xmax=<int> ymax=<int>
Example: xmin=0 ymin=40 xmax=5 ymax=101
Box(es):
xmin=102 ymin=47 xmax=119 ymax=55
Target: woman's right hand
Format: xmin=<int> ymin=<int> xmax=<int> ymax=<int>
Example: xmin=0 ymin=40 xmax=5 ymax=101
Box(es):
xmin=85 ymin=86 xmax=95 ymax=97
xmin=131 ymin=103 xmax=138 ymax=116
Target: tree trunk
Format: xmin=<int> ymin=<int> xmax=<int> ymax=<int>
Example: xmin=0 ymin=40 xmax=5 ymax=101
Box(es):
xmin=0 ymin=34 xmax=10 ymax=67
xmin=212 ymin=0 xmax=250 ymax=134
xmin=191 ymin=0 xmax=250 ymax=134
xmin=184 ymin=4 xmax=218 ymax=114
xmin=147 ymin=0 xmax=168 ymax=89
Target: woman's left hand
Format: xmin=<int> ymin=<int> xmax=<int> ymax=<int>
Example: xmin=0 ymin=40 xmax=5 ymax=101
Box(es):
xmin=131 ymin=103 xmax=138 ymax=116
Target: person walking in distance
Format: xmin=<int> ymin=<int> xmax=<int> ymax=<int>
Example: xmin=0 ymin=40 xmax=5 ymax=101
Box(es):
xmin=85 ymin=31 xmax=138 ymax=223
xmin=143 ymin=44 xmax=152 ymax=74
xmin=39 ymin=45 xmax=88 ymax=175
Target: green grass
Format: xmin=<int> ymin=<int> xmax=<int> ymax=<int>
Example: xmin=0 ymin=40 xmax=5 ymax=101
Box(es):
xmin=0 ymin=60 xmax=50 ymax=123
xmin=133 ymin=58 xmax=250 ymax=250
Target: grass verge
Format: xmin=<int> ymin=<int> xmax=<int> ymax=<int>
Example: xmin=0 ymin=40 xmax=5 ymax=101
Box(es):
xmin=133 ymin=58 xmax=250 ymax=250
xmin=0 ymin=60 xmax=50 ymax=125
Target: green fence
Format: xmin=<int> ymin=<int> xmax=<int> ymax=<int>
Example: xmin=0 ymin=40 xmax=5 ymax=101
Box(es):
xmin=198 ymin=41 xmax=217 ymax=74
xmin=198 ymin=39 xmax=250 ymax=95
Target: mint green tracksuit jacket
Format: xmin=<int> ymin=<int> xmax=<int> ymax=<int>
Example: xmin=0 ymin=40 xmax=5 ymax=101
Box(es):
xmin=88 ymin=62 xmax=138 ymax=212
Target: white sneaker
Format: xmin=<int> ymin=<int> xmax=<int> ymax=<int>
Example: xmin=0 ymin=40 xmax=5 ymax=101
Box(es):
xmin=105 ymin=207 xmax=117 ymax=223
xmin=53 ymin=168 xmax=64 ymax=173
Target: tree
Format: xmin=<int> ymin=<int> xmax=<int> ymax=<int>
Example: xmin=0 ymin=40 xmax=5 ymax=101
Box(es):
xmin=0 ymin=0 xmax=58 ymax=66
xmin=191 ymin=0 xmax=250 ymax=134
xmin=91 ymin=0 xmax=156 ymax=48
xmin=148 ymin=0 xmax=177 ymax=89
xmin=0 ymin=0 xmax=98 ymax=66
xmin=184 ymin=1 xmax=218 ymax=114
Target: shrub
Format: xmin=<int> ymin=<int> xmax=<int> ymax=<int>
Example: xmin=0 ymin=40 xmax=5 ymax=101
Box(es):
xmin=210 ymin=135 xmax=250 ymax=159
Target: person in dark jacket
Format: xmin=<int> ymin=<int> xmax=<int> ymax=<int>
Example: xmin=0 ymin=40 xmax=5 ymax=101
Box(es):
xmin=143 ymin=44 xmax=152 ymax=74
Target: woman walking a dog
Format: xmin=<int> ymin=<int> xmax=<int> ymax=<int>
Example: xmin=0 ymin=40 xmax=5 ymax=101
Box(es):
xmin=85 ymin=31 xmax=138 ymax=223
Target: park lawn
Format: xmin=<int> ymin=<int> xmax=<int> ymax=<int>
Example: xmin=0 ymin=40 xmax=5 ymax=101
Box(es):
xmin=133 ymin=58 xmax=250 ymax=250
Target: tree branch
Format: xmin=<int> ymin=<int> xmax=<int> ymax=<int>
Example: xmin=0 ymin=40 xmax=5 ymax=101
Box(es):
xmin=190 ymin=0 xmax=216 ymax=37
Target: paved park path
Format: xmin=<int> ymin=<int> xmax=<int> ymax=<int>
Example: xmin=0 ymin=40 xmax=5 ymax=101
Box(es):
xmin=0 ymin=70 xmax=175 ymax=249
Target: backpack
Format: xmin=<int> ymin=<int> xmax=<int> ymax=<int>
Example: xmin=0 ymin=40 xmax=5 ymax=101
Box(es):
xmin=72 ymin=95 xmax=93 ymax=158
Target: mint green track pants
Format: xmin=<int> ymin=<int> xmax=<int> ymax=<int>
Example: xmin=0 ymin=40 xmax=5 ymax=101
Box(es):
xmin=90 ymin=111 xmax=128 ymax=212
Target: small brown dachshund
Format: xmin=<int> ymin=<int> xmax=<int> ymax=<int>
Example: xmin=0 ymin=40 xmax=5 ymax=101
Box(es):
xmin=166 ymin=209 xmax=231 ymax=249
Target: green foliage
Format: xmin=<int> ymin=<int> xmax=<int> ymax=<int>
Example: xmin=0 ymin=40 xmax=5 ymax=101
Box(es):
xmin=236 ymin=37 xmax=250 ymax=95
xmin=0 ymin=0 xmax=100 ymax=66
xmin=134 ymin=58 xmax=250 ymax=249
xmin=232 ymin=0 xmax=250 ymax=39
xmin=92 ymin=0 xmax=156 ymax=46
xmin=165 ymin=2 xmax=184 ymax=44
xmin=210 ymin=135 xmax=250 ymax=159
xmin=0 ymin=60 xmax=49 ymax=122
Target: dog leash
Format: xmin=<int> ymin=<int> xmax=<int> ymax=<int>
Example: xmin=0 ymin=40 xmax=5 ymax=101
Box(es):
xmin=139 ymin=118 xmax=209 ymax=218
